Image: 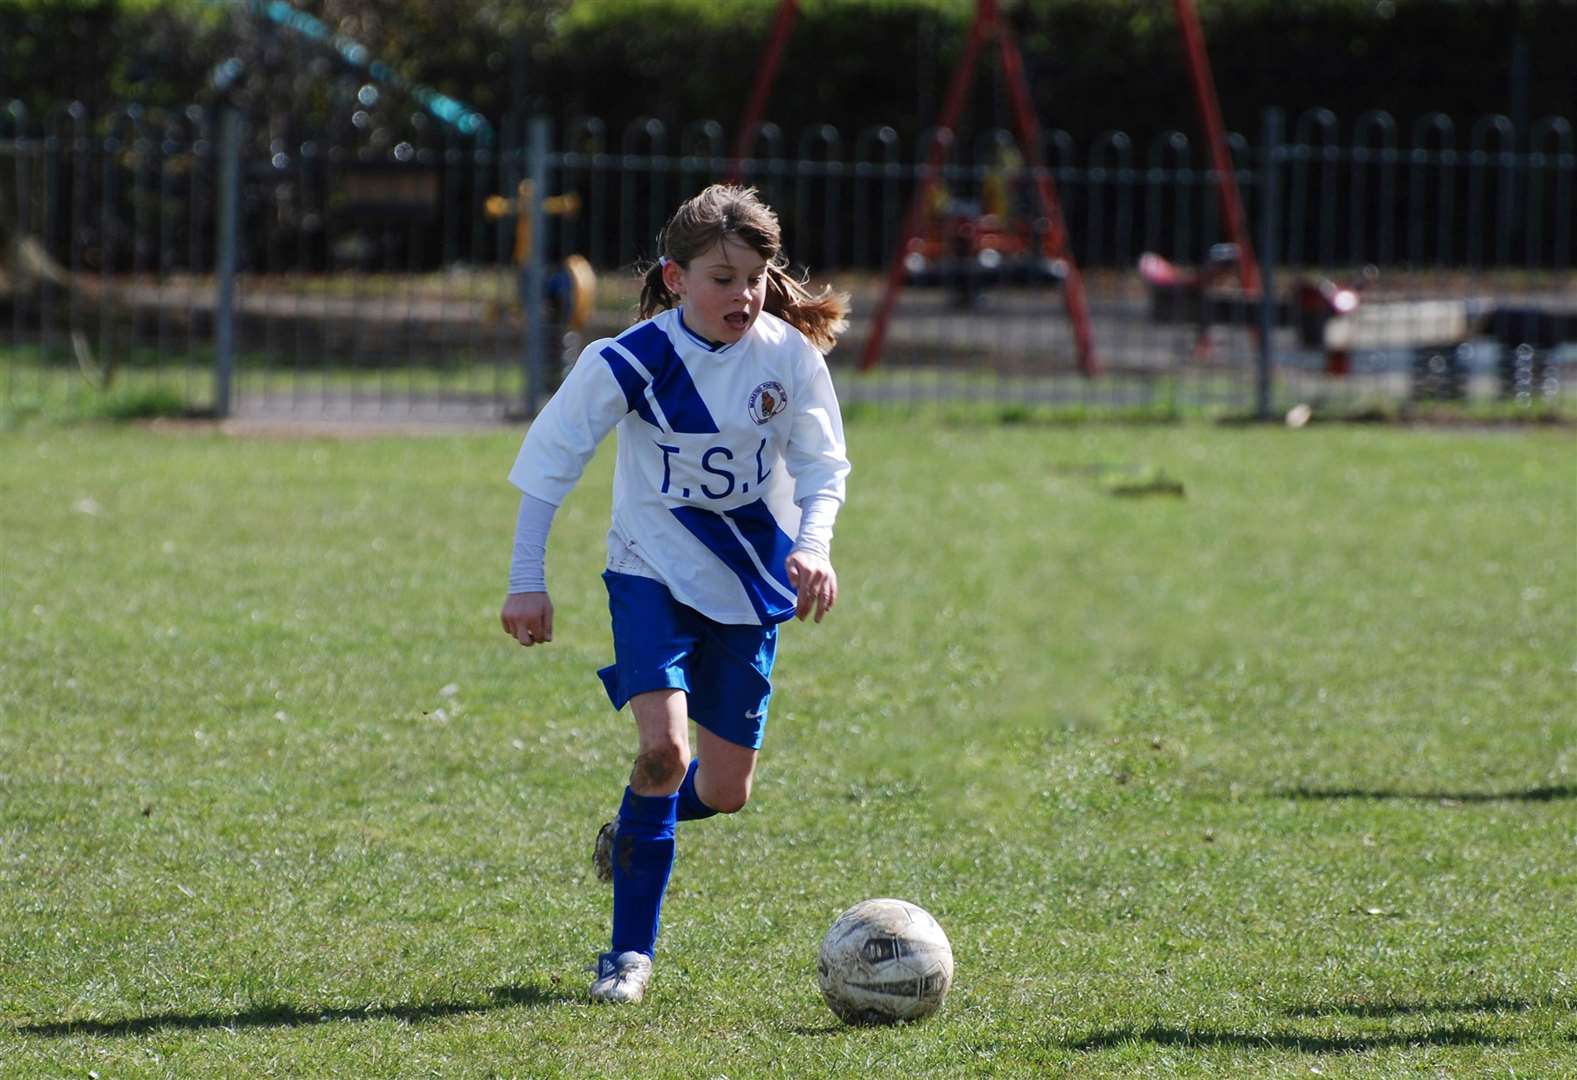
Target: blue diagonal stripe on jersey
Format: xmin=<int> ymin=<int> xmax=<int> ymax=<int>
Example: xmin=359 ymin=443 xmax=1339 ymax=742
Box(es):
xmin=600 ymin=346 xmax=661 ymax=428
xmin=721 ymin=499 xmax=797 ymax=596
xmin=671 ymin=505 xmax=796 ymax=624
xmin=619 ymin=322 xmax=720 ymax=434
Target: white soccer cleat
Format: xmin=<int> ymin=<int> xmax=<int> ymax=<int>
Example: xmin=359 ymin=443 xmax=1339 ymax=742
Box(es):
xmin=592 ymin=820 xmax=616 ymax=884
xmin=589 ymin=950 xmax=652 ymax=1003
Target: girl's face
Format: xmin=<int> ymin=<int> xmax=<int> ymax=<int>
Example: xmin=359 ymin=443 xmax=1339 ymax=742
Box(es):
xmin=664 ymin=237 xmax=769 ymax=346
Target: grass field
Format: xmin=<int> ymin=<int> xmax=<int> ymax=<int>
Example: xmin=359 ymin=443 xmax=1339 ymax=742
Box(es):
xmin=1 ymin=415 xmax=1574 ymax=1077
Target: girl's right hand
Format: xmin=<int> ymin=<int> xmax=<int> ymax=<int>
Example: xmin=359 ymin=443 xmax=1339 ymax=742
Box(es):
xmin=501 ymin=591 xmax=554 ymax=647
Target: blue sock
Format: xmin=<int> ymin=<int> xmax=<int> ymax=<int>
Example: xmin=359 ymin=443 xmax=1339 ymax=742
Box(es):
xmin=610 ymin=787 xmax=678 ymax=957
xmin=675 ymin=758 xmax=718 ymax=822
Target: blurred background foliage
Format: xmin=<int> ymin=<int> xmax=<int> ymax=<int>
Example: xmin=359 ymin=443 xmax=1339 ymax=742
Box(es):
xmin=2 ymin=0 xmax=1571 ymax=144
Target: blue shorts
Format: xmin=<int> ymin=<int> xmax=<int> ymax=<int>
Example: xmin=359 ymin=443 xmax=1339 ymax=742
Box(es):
xmin=596 ymin=571 xmax=779 ymax=750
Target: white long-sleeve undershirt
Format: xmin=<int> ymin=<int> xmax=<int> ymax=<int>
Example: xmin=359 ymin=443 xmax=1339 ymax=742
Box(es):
xmin=506 ymin=493 xmax=557 ymax=594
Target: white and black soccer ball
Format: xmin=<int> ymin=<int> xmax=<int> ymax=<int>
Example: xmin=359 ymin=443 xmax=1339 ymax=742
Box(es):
xmin=817 ymin=898 xmax=954 ymax=1024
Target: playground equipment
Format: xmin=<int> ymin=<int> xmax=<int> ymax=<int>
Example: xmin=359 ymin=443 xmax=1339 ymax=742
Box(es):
xmin=731 ymin=0 xmax=1258 ymax=378
xmin=1141 ymin=245 xmax=1573 ymax=401
xmin=855 ymin=0 xmax=1095 ymax=374
xmin=484 ymin=180 xmax=598 ymax=340
xmin=1141 ymin=211 xmax=1574 ymax=399
xmin=1307 ymin=290 xmax=1572 ymax=402
xmin=729 ymin=0 xmax=1094 ymax=373
xmin=1130 ymin=4 xmax=1572 ymax=398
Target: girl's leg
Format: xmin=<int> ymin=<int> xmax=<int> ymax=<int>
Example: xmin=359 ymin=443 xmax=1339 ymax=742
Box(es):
xmin=609 ymin=689 xmax=688 ymax=958
xmin=678 ymin=619 xmax=772 ymax=820
xmin=628 ymin=688 xmax=691 ymax=795
xmin=689 ymin=725 xmax=758 ymax=815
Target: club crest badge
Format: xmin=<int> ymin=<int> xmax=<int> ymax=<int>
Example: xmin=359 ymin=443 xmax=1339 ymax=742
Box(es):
xmin=748 ymin=380 xmax=788 ymax=425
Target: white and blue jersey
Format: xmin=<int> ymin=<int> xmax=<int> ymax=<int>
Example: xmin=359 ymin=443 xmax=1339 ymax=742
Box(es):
xmin=508 ymin=307 xmax=850 ymax=626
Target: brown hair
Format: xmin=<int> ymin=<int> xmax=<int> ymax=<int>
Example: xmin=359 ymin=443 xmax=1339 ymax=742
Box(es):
xmin=638 ymin=184 xmax=849 ymax=353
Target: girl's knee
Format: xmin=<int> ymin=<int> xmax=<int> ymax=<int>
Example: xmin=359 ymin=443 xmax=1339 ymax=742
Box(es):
xmin=704 ymin=775 xmax=751 ymax=814
xmin=633 ymin=741 xmax=689 ymax=793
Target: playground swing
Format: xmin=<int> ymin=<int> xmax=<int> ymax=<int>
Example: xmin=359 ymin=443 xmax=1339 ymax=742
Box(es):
xmin=729 ymin=0 xmax=1260 ymax=378
xmin=896 ymin=136 xmax=1072 ymax=311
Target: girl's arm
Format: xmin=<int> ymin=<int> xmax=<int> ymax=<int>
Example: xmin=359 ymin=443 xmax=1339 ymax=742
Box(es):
xmin=782 ymin=357 xmax=850 ymax=509
xmin=501 ymin=494 xmax=557 ymax=647
xmin=783 ymin=354 xmax=851 ymax=622
xmin=501 ymin=339 xmax=632 ymax=646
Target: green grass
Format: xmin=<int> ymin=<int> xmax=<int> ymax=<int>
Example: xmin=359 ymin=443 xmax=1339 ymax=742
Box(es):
xmin=2 ymin=357 xmax=204 ymax=429
xmin=1 ymin=418 xmax=1574 ymax=1077
xmin=1 ymin=348 xmax=534 ymax=430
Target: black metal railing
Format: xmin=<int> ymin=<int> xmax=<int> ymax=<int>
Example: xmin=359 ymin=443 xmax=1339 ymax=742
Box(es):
xmin=2 ymin=102 xmax=1572 ymax=420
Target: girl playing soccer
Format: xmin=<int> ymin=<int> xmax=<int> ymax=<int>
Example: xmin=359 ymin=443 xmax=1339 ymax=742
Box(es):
xmin=500 ymin=184 xmax=851 ymax=1003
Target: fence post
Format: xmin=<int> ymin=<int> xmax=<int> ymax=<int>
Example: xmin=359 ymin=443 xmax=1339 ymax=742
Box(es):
xmin=213 ymin=106 xmax=242 ymax=419
xmin=1255 ymin=108 xmax=1282 ymax=421
xmin=521 ymin=116 xmax=550 ymax=417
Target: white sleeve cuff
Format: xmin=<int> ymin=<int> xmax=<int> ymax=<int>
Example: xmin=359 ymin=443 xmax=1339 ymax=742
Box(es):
xmin=791 ymin=492 xmax=841 ymax=560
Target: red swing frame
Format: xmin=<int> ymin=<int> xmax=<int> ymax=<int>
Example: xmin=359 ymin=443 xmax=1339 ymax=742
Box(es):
xmin=728 ymin=0 xmax=1258 ymax=377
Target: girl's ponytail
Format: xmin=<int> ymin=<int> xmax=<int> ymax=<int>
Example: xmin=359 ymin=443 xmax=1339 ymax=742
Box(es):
xmin=764 ymin=261 xmax=849 ymax=354
xmin=637 ymin=258 xmax=679 ymax=321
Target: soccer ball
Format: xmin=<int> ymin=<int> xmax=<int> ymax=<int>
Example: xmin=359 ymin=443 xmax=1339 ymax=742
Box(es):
xmin=816 ymin=898 xmax=954 ymax=1024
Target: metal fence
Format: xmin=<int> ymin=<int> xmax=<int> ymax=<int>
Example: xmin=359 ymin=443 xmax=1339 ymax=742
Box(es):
xmin=2 ymin=100 xmax=1573 ymax=422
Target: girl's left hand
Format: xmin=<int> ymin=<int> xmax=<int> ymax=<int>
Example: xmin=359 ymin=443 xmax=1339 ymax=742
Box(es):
xmin=785 ymin=551 xmax=838 ymax=623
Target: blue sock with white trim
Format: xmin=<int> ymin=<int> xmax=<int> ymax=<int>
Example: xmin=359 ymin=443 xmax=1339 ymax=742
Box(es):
xmin=610 ymin=787 xmax=678 ymax=958
xmin=675 ymin=758 xmax=718 ymax=822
